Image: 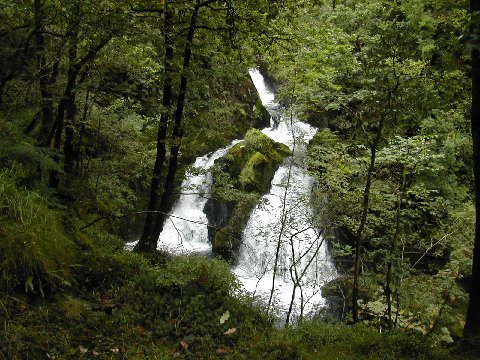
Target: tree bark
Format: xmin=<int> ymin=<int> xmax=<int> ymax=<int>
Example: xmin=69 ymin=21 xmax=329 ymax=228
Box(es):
xmin=385 ymin=165 xmax=406 ymax=329
xmin=49 ymin=28 xmax=110 ymax=188
xmin=352 ymin=120 xmax=383 ymax=323
xmin=34 ymin=0 xmax=55 ymax=145
xmin=49 ymin=28 xmax=79 ymax=188
xmin=464 ymin=0 xmax=480 ymax=338
xmin=153 ymin=0 xmax=201 ymax=237
xmin=136 ymin=2 xmax=175 ymax=252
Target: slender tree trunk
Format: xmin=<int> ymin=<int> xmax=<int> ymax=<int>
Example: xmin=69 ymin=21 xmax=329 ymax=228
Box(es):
xmin=464 ymin=0 xmax=480 ymax=338
xmin=63 ymin=92 xmax=77 ymax=177
xmin=385 ymin=166 xmax=405 ymax=329
xmin=49 ymin=28 xmax=110 ymax=188
xmin=268 ymin=111 xmax=296 ymax=313
xmin=352 ymin=120 xmax=384 ymax=323
xmin=34 ymin=0 xmax=55 ymax=145
xmin=136 ymin=2 xmax=175 ymax=252
xmin=75 ymin=89 xmax=90 ymax=174
xmin=152 ymin=0 xmax=201 ymax=238
xmin=49 ymin=27 xmax=79 ymax=188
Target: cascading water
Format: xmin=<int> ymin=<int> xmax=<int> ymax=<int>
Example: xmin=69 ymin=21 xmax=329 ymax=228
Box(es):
xmin=154 ymin=69 xmax=335 ymax=323
xmin=232 ymin=70 xmax=336 ymax=322
xmin=157 ymin=140 xmax=239 ymax=254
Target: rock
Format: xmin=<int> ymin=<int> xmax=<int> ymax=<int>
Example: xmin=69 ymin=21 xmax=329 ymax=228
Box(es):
xmin=205 ymin=129 xmax=291 ymax=262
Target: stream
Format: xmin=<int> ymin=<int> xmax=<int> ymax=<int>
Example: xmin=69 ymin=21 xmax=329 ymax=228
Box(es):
xmin=157 ymin=69 xmax=336 ymax=323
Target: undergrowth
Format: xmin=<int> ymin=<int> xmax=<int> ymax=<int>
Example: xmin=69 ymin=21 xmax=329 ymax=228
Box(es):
xmin=0 ymin=166 xmax=75 ymax=295
xmin=0 ymin=167 xmax=477 ymax=359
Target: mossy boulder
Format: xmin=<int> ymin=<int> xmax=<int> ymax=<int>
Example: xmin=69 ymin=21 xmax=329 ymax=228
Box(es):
xmin=205 ymin=129 xmax=291 ymax=261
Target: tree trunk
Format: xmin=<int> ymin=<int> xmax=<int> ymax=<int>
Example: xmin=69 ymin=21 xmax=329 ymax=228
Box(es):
xmin=352 ymin=120 xmax=383 ymax=323
xmin=63 ymin=91 xmax=77 ymax=177
xmin=385 ymin=165 xmax=406 ymax=329
xmin=136 ymin=2 xmax=175 ymax=252
xmin=49 ymin=23 xmax=79 ymax=188
xmin=34 ymin=0 xmax=55 ymax=145
xmin=464 ymin=0 xmax=480 ymax=338
xmin=152 ymin=0 xmax=201 ymax=238
xmin=49 ymin=18 xmax=110 ymax=188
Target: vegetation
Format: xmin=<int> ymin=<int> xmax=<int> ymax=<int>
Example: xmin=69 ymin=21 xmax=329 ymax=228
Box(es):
xmin=1 ymin=0 xmax=480 ymax=358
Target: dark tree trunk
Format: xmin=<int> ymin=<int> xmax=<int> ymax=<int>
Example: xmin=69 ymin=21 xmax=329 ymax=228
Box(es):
xmin=49 ymin=24 xmax=110 ymax=188
xmin=49 ymin=28 xmax=79 ymax=189
xmin=385 ymin=166 xmax=406 ymax=329
xmin=352 ymin=120 xmax=383 ymax=323
xmin=25 ymin=111 xmax=42 ymax=135
xmin=75 ymin=89 xmax=90 ymax=174
xmin=136 ymin=2 xmax=175 ymax=252
xmin=464 ymin=0 xmax=480 ymax=338
xmin=63 ymin=92 xmax=77 ymax=177
xmin=34 ymin=0 xmax=55 ymax=145
xmin=0 ymin=81 xmax=4 ymax=106
xmin=152 ymin=0 xmax=201 ymax=238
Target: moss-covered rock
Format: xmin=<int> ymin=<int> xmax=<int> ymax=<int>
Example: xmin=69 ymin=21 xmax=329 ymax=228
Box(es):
xmin=205 ymin=129 xmax=291 ymax=261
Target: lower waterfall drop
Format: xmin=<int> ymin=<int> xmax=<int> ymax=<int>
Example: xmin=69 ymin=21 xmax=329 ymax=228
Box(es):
xmin=157 ymin=140 xmax=239 ymax=255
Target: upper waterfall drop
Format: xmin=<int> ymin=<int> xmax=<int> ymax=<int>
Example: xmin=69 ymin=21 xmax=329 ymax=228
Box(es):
xmin=249 ymin=69 xmax=275 ymax=107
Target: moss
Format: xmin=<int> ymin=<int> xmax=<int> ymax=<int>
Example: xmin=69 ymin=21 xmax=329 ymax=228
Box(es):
xmin=239 ymin=151 xmax=272 ymax=192
xmin=223 ymin=128 xmax=291 ymax=180
xmin=208 ymin=130 xmax=291 ymax=261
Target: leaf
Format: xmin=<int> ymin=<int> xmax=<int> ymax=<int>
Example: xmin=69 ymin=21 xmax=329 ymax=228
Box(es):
xmin=219 ymin=310 xmax=230 ymax=324
xmin=223 ymin=327 xmax=237 ymax=335
xmin=180 ymin=340 xmax=189 ymax=350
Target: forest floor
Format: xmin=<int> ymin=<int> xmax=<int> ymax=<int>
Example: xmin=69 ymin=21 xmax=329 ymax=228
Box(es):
xmin=2 ymin=242 xmax=480 ymax=360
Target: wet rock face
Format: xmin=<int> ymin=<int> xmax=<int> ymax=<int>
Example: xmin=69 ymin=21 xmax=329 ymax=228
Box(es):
xmin=205 ymin=129 xmax=291 ymax=262
xmin=204 ymin=199 xmax=237 ymax=260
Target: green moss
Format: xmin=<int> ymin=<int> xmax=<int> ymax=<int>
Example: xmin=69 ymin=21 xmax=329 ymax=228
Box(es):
xmin=209 ymin=129 xmax=291 ymax=261
xmin=223 ymin=128 xmax=291 ymax=182
xmin=239 ymin=151 xmax=273 ymax=192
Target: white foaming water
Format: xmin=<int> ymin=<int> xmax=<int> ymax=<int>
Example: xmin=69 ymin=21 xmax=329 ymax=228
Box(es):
xmin=249 ymin=69 xmax=275 ymax=107
xmin=157 ymin=140 xmax=239 ymax=254
xmin=150 ymin=69 xmax=335 ymax=323
xmin=232 ymin=70 xmax=336 ymax=322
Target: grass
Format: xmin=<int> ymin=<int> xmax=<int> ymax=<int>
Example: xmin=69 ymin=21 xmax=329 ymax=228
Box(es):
xmin=0 ymin=166 xmax=76 ymax=295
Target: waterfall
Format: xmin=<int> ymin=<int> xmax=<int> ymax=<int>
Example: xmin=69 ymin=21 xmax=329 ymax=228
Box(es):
xmin=154 ymin=69 xmax=336 ymax=323
xmin=233 ymin=70 xmax=336 ymax=322
xmin=157 ymin=140 xmax=239 ymax=254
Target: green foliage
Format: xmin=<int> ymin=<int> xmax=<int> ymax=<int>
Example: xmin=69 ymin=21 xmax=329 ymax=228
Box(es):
xmin=0 ymin=166 xmax=75 ymax=294
xmin=231 ymin=320 xmax=450 ymax=360
xmin=3 ymin=244 xmax=465 ymax=359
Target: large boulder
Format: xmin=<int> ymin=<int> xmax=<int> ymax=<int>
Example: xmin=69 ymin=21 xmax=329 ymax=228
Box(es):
xmin=205 ymin=129 xmax=291 ymax=261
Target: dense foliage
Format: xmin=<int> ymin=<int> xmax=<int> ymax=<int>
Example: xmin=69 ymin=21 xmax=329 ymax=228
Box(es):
xmin=262 ymin=0 xmax=476 ymax=342
xmin=1 ymin=0 xmax=480 ymax=358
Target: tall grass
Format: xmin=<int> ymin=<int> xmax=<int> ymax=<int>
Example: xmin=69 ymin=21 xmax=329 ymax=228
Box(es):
xmin=0 ymin=165 xmax=74 ymax=295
